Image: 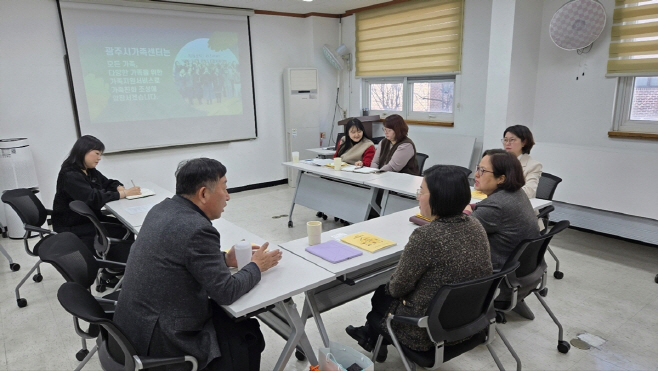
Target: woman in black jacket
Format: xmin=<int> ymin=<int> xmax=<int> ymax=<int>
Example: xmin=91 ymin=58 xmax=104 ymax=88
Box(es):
xmin=52 ymin=135 xmax=141 ymax=252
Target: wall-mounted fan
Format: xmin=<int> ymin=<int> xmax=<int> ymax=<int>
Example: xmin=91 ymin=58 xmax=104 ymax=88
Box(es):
xmin=549 ymin=0 xmax=606 ymax=52
xmin=322 ymin=44 xmax=352 ymax=71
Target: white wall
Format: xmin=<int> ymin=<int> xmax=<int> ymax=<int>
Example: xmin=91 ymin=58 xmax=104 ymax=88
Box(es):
xmin=531 ymin=0 xmax=658 ymax=220
xmin=0 ymin=0 xmax=338 ymax=208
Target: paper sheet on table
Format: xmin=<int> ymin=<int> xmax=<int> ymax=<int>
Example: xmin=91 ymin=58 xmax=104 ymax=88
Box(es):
xmin=341 ymin=166 xmax=381 ymax=174
xmin=126 ymin=188 xmax=156 ymax=200
xmin=124 ymin=203 xmax=155 ymax=215
xmin=303 ymin=159 xmax=333 ymax=166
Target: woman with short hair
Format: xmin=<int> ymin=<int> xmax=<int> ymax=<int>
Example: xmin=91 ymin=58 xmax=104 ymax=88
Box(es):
xmin=371 ymin=114 xmax=419 ymax=175
xmin=346 ymin=165 xmax=492 ymax=362
xmin=333 ymin=118 xmax=375 ymax=167
xmin=466 ymin=149 xmax=540 ymax=270
xmin=502 ymin=125 xmax=542 ymax=199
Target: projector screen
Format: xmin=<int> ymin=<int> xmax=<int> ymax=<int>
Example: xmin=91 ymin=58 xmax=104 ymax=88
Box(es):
xmin=59 ymin=1 xmax=257 ymax=153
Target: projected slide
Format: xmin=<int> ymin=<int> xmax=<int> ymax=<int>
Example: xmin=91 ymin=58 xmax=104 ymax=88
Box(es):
xmin=60 ymin=1 xmax=257 ymax=153
xmin=77 ymin=27 xmax=243 ymax=123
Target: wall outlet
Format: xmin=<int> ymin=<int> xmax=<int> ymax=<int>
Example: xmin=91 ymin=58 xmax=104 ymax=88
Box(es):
xmin=342 ymin=109 xmax=347 ymax=118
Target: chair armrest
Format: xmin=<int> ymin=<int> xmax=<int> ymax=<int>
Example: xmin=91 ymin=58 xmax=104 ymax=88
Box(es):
xmin=390 ymin=314 xmax=425 ymax=327
xmin=95 ymin=258 xmax=126 ymax=271
xmin=536 ymin=205 xmax=554 ymax=220
xmin=107 ymin=237 xmax=123 ymax=244
xmin=135 ymin=355 xmax=198 ymax=371
xmin=24 ymin=225 xmax=53 ymax=235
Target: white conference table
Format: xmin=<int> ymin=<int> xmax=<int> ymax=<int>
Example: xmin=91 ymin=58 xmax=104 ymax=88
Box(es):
xmin=278 ymin=207 xmax=420 ymax=347
xmin=104 ymin=182 xmax=335 ymax=370
xmin=307 ymin=147 xmax=336 ymax=159
xmin=364 ymin=171 xmax=553 ymax=215
xmin=283 ymin=161 xmax=384 ymax=226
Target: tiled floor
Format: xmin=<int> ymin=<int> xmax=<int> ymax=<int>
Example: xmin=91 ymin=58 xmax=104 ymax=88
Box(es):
xmin=1 ymin=184 xmax=657 ymax=370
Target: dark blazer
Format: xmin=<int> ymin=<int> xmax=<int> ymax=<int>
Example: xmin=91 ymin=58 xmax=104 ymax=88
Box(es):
xmin=471 ymin=188 xmax=540 ymax=270
xmin=52 ymin=164 xmax=122 ymax=236
xmin=113 ymin=195 xmax=261 ymax=369
xmin=382 ymin=215 xmax=492 ymax=351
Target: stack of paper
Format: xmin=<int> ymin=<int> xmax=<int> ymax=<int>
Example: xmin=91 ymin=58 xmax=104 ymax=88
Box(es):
xmin=341 ymin=165 xmax=382 ymax=174
xmin=305 ymin=240 xmax=363 ymax=263
xmin=340 ymin=232 xmax=396 ymax=253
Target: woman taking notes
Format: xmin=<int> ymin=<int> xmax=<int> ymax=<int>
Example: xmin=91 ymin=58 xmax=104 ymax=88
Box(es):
xmin=346 ymin=165 xmax=492 ymax=362
xmin=502 ymin=125 xmax=542 ymax=199
xmin=466 ymin=149 xmax=540 ymax=270
xmin=333 ymin=118 xmax=375 ymax=167
xmin=371 ymin=114 xmax=419 ymax=175
xmin=52 ymin=135 xmax=141 ymax=252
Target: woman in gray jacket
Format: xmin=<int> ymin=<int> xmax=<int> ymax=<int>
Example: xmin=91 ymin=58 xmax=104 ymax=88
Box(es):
xmin=346 ymin=165 xmax=492 ymax=362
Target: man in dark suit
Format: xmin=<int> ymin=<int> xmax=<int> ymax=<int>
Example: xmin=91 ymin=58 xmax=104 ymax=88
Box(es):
xmin=114 ymin=158 xmax=282 ymax=370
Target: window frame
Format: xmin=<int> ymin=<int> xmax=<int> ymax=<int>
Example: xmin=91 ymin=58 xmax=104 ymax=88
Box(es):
xmin=362 ymin=75 xmax=456 ymax=125
xmin=613 ymin=76 xmax=658 ymax=134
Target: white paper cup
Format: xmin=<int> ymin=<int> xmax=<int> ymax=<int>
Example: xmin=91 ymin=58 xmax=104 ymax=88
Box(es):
xmin=292 ymin=151 xmax=300 ymax=163
xmin=307 ymin=221 xmax=322 ymax=245
xmin=333 ymin=157 xmax=342 ymax=171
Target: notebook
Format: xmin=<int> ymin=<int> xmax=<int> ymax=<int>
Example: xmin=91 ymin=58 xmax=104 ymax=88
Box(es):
xmin=305 ymin=240 xmax=363 ymax=263
xmin=126 ymin=188 xmax=156 ymax=200
xmin=340 ymin=232 xmax=396 ymax=253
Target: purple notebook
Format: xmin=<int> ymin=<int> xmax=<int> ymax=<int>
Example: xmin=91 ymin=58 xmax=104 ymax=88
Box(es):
xmin=305 ymin=240 xmax=363 ymax=263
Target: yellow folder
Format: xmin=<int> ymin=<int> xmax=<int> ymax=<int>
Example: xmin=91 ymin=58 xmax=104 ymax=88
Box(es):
xmin=340 ymin=232 xmax=396 ymax=253
xmin=471 ymin=190 xmax=487 ymax=200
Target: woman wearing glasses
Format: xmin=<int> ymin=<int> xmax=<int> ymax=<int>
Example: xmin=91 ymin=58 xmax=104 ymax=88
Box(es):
xmin=346 ymin=165 xmax=492 ymax=362
xmin=333 ymin=118 xmax=375 ymax=167
xmin=502 ymin=125 xmax=542 ymax=198
xmin=466 ymin=149 xmax=539 ymax=270
xmin=371 ymin=114 xmax=419 ymax=175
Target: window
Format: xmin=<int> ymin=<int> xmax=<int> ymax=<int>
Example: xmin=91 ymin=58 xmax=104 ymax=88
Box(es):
xmin=364 ymin=76 xmax=455 ymax=124
xmin=613 ymin=76 xmax=658 ymax=134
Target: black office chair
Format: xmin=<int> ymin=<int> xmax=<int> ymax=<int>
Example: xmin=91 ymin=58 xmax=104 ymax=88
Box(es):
xmin=37 ymin=232 xmax=125 ymax=366
xmin=415 ymin=153 xmax=429 ymax=175
xmin=370 ymin=263 xmax=522 ymax=371
xmin=371 ymin=136 xmax=385 ymax=145
xmin=1 ymin=188 xmax=54 ymax=308
xmin=494 ymin=220 xmax=571 ymax=354
xmin=69 ymin=200 xmax=133 ymax=291
xmin=57 ymin=282 xmax=199 ymax=371
xmin=535 ymin=172 xmax=564 ymax=279
xmin=0 ymin=242 xmax=20 ymax=272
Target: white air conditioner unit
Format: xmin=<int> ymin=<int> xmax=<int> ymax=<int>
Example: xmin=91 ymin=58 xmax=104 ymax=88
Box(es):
xmin=283 ymin=68 xmax=319 ymax=186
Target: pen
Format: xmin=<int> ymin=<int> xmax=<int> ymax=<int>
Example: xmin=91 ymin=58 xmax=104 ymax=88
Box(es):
xmin=131 ymin=179 xmax=136 ymax=187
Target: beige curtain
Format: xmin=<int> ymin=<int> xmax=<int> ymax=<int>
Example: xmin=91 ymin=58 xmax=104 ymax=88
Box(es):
xmin=607 ymin=0 xmax=658 ymax=76
xmin=355 ymin=0 xmax=464 ymax=78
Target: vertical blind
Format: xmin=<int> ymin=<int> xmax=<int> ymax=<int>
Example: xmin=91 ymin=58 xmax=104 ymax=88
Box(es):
xmin=607 ymin=0 xmax=658 ymax=76
xmin=355 ymin=0 xmax=464 ymax=78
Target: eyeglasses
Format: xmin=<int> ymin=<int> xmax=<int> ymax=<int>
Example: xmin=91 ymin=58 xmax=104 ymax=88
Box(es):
xmin=416 ymin=188 xmax=427 ymax=199
xmin=475 ymin=166 xmax=494 ymax=176
xmin=501 ymin=138 xmax=517 ymax=144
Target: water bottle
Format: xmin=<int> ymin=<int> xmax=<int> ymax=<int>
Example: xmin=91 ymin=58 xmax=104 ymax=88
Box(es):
xmin=235 ymin=240 xmax=252 ymax=269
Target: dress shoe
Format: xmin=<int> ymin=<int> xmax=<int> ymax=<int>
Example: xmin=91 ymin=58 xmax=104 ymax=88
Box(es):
xmin=346 ymin=325 xmax=374 ymax=352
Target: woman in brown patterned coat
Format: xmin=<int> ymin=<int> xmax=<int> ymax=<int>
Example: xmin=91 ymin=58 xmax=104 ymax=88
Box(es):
xmin=346 ymin=165 xmax=493 ymax=362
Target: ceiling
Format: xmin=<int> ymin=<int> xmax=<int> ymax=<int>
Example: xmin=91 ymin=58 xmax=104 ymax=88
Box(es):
xmin=162 ymin=0 xmax=392 ymax=15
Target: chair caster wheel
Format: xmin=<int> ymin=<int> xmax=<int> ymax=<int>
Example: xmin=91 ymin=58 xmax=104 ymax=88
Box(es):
xmin=76 ymin=349 xmax=89 ymax=361
xmin=295 ymin=349 xmax=306 ymax=361
xmin=96 ymin=284 xmax=106 ymax=293
xmin=288 ymin=221 xmax=293 ymax=228
xmin=10 ymin=263 xmax=20 ymax=271
xmin=316 ymin=212 xmax=323 ymax=218
xmin=554 ymin=271 xmax=564 ymax=279
xmin=334 ymin=217 xmax=339 ymax=222
xmin=33 ymin=273 xmax=43 ymax=282
xmin=17 ymin=298 xmax=27 ymax=308
xmin=557 ymin=340 xmax=570 ymax=354
xmin=654 ymin=274 xmax=658 ymax=283
xmin=495 ymin=311 xmax=506 ymax=324
xmin=539 ymin=288 xmax=548 ymax=297
xmin=322 ymin=214 xmax=327 ymax=220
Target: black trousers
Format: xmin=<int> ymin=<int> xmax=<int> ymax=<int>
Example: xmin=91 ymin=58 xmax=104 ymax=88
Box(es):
xmin=364 ymin=285 xmax=395 ymax=344
xmin=205 ymin=301 xmax=265 ymax=371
